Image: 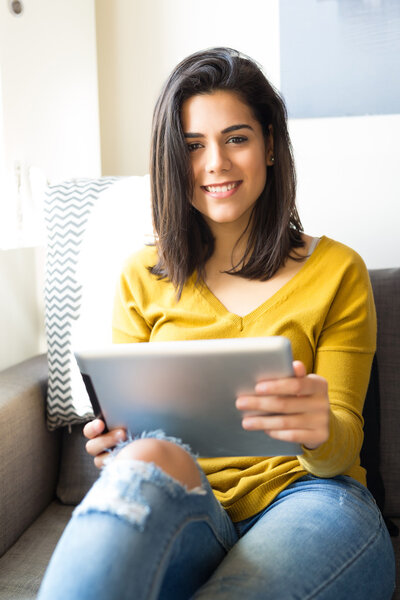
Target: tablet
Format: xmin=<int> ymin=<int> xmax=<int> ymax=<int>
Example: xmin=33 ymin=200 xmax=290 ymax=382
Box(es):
xmin=74 ymin=336 xmax=302 ymax=457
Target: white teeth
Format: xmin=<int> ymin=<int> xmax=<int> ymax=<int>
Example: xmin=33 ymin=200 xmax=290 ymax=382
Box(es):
xmin=204 ymin=182 xmax=239 ymax=193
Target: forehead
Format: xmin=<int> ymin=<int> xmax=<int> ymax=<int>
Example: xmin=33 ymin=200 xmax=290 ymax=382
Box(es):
xmin=181 ymin=90 xmax=259 ymax=131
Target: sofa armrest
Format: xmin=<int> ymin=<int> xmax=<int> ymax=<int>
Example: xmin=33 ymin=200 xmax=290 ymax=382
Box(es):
xmin=0 ymin=354 xmax=61 ymax=557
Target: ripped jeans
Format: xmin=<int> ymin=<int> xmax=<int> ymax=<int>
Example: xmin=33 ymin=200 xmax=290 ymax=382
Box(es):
xmin=38 ymin=432 xmax=396 ymax=600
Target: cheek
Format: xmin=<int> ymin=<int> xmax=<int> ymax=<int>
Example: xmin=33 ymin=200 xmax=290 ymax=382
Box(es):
xmin=190 ymin=156 xmax=201 ymax=181
xmin=242 ymin=143 xmax=267 ymax=172
xmin=248 ymin=155 xmax=268 ymax=192
xmin=191 ymin=182 xmax=203 ymax=210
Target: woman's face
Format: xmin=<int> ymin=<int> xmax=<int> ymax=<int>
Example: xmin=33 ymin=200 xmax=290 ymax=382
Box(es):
xmin=181 ymin=90 xmax=273 ymax=232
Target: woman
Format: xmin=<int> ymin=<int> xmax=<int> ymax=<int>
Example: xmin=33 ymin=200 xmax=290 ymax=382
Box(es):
xmin=38 ymin=47 xmax=395 ymax=599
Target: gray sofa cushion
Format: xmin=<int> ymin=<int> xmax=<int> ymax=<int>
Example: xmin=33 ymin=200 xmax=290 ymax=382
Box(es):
xmin=360 ymin=355 xmax=385 ymax=510
xmin=0 ymin=356 xmax=61 ymax=557
xmin=56 ymin=424 xmax=99 ymax=505
xmin=0 ymin=501 xmax=73 ymax=600
xmin=369 ymin=268 xmax=400 ymax=517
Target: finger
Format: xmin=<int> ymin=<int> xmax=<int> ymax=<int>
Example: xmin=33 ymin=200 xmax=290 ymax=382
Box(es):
xmin=83 ymin=418 xmax=105 ymax=440
xmin=237 ymin=394 xmax=317 ymax=415
xmin=241 ymin=412 xmax=323 ymax=432
xmin=292 ymin=360 xmax=307 ymax=378
xmin=94 ymin=452 xmax=109 ymax=469
xmin=266 ymin=429 xmax=317 ymax=445
xmin=255 ymin=377 xmax=307 ymax=397
xmin=255 ymin=374 xmax=326 ymax=397
xmin=254 ymin=361 xmax=306 ymax=392
xmin=85 ymin=428 xmax=126 ymax=457
xmin=266 ymin=428 xmax=328 ymax=449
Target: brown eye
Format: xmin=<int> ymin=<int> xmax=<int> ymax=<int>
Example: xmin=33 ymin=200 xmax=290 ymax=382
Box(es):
xmin=227 ymin=136 xmax=247 ymax=144
xmin=187 ymin=143 xmax=203 ymax=152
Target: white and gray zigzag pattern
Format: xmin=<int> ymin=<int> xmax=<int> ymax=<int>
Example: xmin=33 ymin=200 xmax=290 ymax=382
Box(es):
xmin=45 ymin=178 xmax=118 ymax=430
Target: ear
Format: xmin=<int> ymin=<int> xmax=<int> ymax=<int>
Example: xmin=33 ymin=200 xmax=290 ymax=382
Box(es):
xmin=265 ymin=124 xmax=274 ymax=166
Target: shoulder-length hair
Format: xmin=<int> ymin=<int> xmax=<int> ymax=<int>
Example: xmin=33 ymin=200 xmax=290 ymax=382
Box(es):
xmin=150 ymin=47 xmax=304 ymax=297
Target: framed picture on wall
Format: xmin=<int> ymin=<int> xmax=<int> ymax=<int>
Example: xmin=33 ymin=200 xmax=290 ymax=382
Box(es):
xmin=280 ymin=0 xmax=400 ymax=119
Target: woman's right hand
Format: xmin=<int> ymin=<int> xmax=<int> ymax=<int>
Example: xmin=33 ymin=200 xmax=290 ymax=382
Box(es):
xmin=83 ymin=419 xmax=127 ymax=469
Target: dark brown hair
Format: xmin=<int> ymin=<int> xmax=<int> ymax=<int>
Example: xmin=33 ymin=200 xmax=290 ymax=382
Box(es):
xmin=150 ymin=47 xmax=304 ymax=296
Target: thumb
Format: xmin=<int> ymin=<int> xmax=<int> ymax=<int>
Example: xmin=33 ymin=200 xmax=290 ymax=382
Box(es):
xmin=292 ymin=360 xmax=307 ymax=378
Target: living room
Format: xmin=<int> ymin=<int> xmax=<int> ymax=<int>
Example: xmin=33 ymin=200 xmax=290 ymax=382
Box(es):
xmin=0 ymin=1 xmax=399 ymax=597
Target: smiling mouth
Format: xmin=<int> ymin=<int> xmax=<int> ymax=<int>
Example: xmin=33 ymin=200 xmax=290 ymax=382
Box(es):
xmin=202 ymin=181 xmax=241 ymax=193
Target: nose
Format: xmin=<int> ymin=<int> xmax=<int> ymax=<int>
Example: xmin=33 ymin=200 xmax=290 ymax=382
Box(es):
xmin=205 ymin=143 xmax=231 ymax=173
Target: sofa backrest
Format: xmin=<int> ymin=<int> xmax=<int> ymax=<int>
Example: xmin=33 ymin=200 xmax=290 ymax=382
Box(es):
xmin=368 ymin=268 xmax=400 ymax=518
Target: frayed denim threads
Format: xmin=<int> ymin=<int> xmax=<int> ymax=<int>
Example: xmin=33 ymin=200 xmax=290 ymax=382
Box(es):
xmin=74 ymin=429 xmax=207 ymax=531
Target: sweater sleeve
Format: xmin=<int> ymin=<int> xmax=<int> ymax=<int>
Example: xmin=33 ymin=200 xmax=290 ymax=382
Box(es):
xmin=297 ymin=252 xmax=377 ymax=477
xmin=112 ymin=258 xmax=152 ymax=344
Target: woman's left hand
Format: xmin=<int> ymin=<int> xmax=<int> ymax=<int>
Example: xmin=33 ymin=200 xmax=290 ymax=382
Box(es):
xmin=235 ymin=361 xmax=330 ymax=450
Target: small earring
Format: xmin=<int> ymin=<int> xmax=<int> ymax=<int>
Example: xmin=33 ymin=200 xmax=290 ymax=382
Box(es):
xmin=270 ymin=155 xmax=275 ymax=164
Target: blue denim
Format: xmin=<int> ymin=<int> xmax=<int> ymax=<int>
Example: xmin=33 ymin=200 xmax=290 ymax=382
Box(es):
xmin=38 ymin=433 xmax=396 ymax=600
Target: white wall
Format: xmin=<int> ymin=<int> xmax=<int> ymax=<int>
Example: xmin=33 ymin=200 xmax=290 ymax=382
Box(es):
xmin=289 ymin=115 xmax=400 ymax=268
xmin=0 ymin=1 xmax=100 ymax=183
xmin=1 ymin=0 xmax=398 ymax=371
xmin=95 ymin=0 xmax=399 ymax=270
xmin=0 ymin=0 xmax=101 ymax=370
xmin=0 ymin=248 xmax=40 ymax=367
xmin=95 ymin=0 xmax=280 ymax=176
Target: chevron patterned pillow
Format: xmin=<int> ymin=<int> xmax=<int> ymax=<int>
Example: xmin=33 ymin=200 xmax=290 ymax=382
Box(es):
xmin=44 ymin=176 xmax=152 ymax=429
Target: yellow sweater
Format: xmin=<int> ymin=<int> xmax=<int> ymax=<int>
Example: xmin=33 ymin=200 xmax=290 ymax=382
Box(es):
xmin=112 ymin=236 xmax=376 ymax=521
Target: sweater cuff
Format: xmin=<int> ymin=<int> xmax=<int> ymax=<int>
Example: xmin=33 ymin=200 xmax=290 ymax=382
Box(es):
xmin=297 ymin=412 xmax=354 ymax=478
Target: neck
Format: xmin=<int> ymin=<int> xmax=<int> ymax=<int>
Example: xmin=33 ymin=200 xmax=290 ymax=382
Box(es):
xmin=207 ymin=220 xmax=251 ymax=273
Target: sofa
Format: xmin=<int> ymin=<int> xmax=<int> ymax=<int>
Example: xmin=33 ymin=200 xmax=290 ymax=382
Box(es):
xmin=0 ymin=173 xmax=398 ymax=598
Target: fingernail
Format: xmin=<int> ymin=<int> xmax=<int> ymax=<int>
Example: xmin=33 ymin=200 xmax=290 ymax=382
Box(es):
xmin=115 ymin=429 xmax=125 ymax=441
xmin=236 ymin=399 xmax=248 ymax=409
xmin=255 ymin=383 xmax=269 ymax=393
xmin=94 ymin=420 xmax=103 ymax=433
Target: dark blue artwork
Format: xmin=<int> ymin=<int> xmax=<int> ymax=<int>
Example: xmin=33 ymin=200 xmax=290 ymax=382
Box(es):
xmin=279 ymin=0 xmax=400 ymax=118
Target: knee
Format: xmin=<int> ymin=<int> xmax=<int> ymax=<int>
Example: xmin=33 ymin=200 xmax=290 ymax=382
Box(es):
xmin=115 ymin=438 xmax=202 ymax=490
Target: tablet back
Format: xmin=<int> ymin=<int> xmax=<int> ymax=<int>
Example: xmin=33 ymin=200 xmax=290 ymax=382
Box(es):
xmin=75 ymin=337 xmax=301 ymax=457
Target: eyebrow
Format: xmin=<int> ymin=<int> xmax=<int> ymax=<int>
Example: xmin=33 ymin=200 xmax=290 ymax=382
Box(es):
xmin=183 ymin=123 xmax=254 ymax=138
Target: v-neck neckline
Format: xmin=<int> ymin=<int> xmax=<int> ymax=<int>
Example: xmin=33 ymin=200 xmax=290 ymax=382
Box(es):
xmin=197 ymin=236 xmax=328 ymax=327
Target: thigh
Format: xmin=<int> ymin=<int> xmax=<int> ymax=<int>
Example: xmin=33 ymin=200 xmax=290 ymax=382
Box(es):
xmin=193 ymin=475 xmax=396 ymax=600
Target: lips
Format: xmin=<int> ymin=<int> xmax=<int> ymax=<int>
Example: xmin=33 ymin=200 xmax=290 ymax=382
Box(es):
xmin=202 ymin=181 xmax=241 ymax=193
xmin=201 ymin=181 xmax=242 ymax=198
